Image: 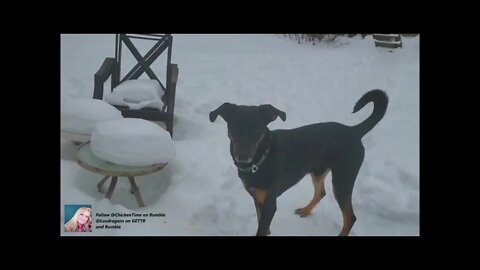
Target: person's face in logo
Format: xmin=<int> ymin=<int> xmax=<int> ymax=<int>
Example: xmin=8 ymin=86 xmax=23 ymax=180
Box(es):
xmin=77 ymin=210 xmax=90 ymax=225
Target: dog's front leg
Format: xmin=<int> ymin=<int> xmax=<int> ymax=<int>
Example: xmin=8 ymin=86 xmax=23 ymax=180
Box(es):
xmin=254 ymin=201 xmax=271 ymax=235
xmin=256 ymin=195 xmax=277 ymax=236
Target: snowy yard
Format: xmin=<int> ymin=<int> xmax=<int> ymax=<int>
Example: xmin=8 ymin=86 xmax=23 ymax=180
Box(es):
xmin=61 ymin=34 xmax=419 ymax=236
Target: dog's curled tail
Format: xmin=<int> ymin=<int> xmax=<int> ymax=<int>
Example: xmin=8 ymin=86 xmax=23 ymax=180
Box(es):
xmin=352 ymin=89 xmax=388 ymax=138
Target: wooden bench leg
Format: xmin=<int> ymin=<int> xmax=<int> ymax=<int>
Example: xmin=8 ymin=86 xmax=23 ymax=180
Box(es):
xmin=105 ymin=177 xmax=118 ymax=199
xmin=97 ymin=175 xmax=110 ymax=193
xmin=128 ymin=177 xmax=145 ymax=207
xmin=167 ymin=120 xmax=173 ymax=137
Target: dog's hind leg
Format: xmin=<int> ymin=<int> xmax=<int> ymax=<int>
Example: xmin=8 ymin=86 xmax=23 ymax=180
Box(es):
xmin=295 ymin=170 xmax=329 ymax=217
xmin=332 ymin=145 xmax=364 ymax=236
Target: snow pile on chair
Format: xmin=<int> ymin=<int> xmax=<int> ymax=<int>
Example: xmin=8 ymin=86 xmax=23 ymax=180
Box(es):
xmin=105 ymin=79 xmax=165 ymax=110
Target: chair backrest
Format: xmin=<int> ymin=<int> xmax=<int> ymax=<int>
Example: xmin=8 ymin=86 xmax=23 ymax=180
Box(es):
xmin=112 ymin=34 xmax=174 ymax=108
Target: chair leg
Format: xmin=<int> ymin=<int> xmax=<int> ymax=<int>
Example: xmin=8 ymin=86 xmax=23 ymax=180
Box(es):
xmin=166 ymin=118 xmax=173 ymax=137
xmin=105 ymin=177 xmax=118 ymax=199
xmin=128 ymin=177 xmax=145 ymax=207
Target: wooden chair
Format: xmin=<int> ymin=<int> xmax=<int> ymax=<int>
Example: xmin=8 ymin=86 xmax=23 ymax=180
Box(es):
xmin=93 ymin=34 xmax=179 ymax=136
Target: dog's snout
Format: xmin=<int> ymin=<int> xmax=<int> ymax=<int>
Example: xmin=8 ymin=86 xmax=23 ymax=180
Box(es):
xmin=235 ymin=157 xmax=253 ymax=163
xmin=232 ymin=144 xmax=256 ymax=163
xmin=234 ymin=155 xmax=254 ymax=164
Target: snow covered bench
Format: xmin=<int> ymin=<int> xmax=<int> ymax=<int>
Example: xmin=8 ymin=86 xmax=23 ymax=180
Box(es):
xmin=373 ymin=34 xmax=402 ymax=49
xmin=61 ymin=99 xmax=123 ymax=144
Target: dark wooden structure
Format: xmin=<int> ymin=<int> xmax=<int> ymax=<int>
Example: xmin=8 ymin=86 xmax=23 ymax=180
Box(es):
xmin=93 ymin=34 xmax=179 ymax=136
xmin=373 ymin=34 xmax=402 ymax=49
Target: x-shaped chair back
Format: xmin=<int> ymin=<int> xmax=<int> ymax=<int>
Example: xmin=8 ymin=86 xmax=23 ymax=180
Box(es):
xmin=112 ymin=34 xmax=173 ymax=95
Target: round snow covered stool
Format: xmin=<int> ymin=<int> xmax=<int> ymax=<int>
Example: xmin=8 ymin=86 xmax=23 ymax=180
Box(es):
xmin=90 ymin=118 xmax=175 ymax=167
xmin=61 ymin=99 xmax=123 ymax=144
xmin=75 ymin=142 xmax=167 ymax=207
xmin=76 ymin=118 xmax=175 ymax=207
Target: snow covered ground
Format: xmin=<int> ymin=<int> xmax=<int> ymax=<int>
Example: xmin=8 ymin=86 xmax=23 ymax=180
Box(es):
xmin=61 ymin=34 xmax=419 ymax=236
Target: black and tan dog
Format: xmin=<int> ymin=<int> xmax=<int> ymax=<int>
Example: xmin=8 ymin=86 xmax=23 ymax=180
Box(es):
xmin=210 ymin=90 xmax=388 ymax=236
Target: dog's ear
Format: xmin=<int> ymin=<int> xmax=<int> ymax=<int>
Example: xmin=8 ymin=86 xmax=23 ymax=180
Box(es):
xmin=210 ymin=103 xmax=236 ymax=123
xmin=259 ymin=104 xmax=286 ymax=123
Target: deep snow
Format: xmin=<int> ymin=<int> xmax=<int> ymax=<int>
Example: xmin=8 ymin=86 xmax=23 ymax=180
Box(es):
xmin=61 ymin=34 xmax=419 ymax=236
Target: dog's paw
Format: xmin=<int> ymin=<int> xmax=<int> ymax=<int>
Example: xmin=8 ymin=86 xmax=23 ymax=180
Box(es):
xmin=255 ymin=229 xmax=271 ymax=236
xmin=295 ymin=207 xmax=312 ymax=218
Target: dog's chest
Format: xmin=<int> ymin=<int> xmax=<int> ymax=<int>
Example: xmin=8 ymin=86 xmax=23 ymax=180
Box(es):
xmin=238 ymin=168 xmax=274 ymax=189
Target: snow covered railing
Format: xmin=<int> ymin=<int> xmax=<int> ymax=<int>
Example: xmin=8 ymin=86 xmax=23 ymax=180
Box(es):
xmin=373 ymin=34 xmax=401 ymax=40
